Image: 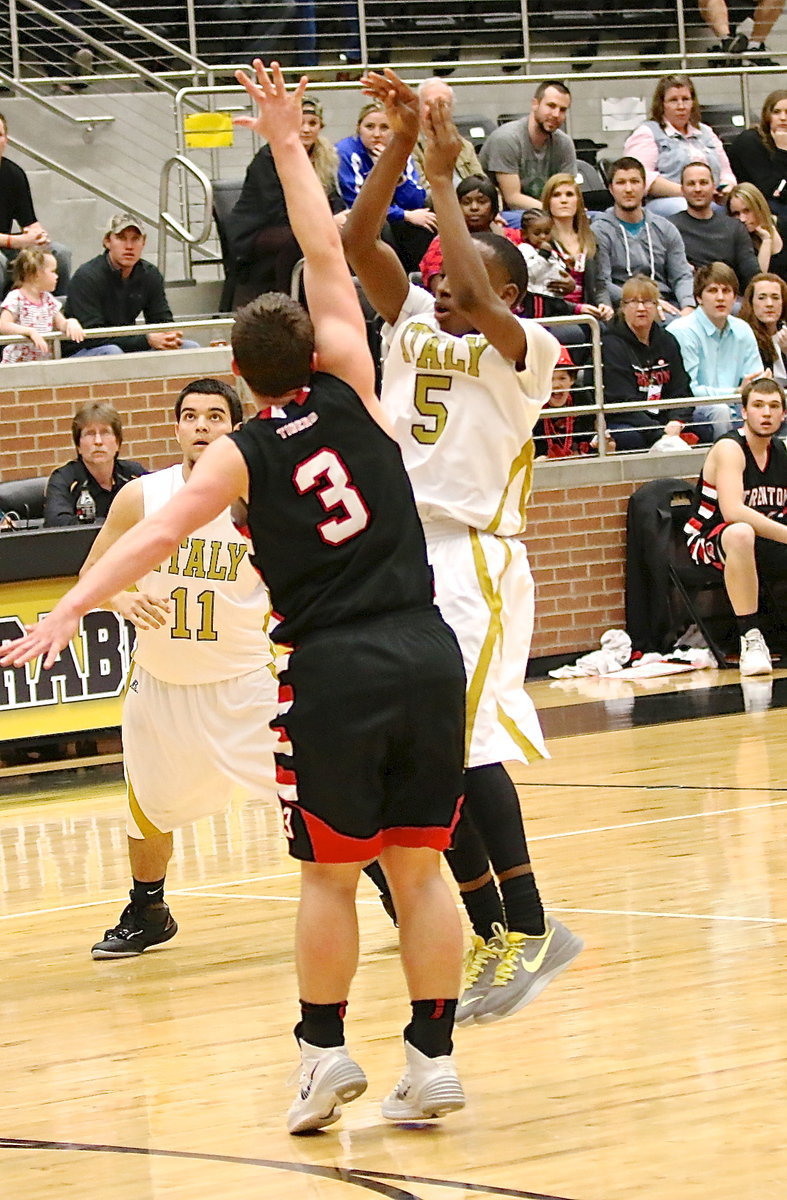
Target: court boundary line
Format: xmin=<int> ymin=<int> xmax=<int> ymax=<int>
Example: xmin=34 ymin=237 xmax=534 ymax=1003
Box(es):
xmin=0 ymin=1137 xmax=581 ymax=1200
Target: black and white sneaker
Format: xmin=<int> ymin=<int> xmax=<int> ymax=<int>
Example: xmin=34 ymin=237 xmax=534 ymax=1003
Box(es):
xmin=746 ymin=41 xmax=778 ymax=65
xmin=708 ymin=31 xmax=747 ymax=67
xmin=91 ymin=896 xmax=178 ymax=959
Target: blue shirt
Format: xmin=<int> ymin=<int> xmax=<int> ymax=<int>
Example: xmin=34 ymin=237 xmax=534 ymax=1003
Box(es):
xmin=335 ymin=134 xmax=426 ymax=223
xmin=667 ymin=307 xmax=762 ymax=398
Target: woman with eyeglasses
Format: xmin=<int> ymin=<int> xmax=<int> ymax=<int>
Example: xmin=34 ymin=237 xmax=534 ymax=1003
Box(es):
xmin=601 ymin=274 xmax=695 ymax=449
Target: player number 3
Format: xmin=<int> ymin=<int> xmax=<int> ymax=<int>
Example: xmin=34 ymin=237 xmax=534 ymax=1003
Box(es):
xmin=293 ymin=448 xmax=370 ymax=545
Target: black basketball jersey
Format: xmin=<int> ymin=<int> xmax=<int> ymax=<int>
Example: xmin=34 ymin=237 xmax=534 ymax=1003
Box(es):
xmin=230 ymin=371 xmax=435 ymax=645
xmin=686 ymin=429 xmax=787 ymax=543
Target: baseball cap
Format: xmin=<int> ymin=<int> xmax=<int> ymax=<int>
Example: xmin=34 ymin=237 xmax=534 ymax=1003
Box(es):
xmin=301 ymin=97 xmax=324 ymax=121
xmin=555 ymin=345 xmax=575 ymax=368
xmin=104 ymin=212 xmax=146 ymax=237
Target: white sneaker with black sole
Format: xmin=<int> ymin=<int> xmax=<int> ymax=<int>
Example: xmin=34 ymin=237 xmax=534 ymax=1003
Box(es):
xmin=287 ymin=1040 xmax=367 ymax=1135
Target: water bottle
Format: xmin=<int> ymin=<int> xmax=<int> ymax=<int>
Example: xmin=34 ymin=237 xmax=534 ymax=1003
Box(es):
xmin=75 ymin=485 xmax=97 ymax=523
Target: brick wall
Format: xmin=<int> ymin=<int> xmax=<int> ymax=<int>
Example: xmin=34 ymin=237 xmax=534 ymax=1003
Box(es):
xmin=528 ymin=478 xmax=633 ymax=659
xmin=0 ymin=349 xmax=238 ymax=479
xmin=0 ymin=352 xmax=702 ymax=660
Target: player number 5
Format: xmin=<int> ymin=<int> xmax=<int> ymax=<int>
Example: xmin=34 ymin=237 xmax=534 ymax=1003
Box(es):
xmin=411 ymin=374 xmax=452 ymax=444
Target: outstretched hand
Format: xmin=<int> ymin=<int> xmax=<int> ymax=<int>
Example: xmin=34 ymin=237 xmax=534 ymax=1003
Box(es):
xmin=234 ymin=59 xmax=308 ymax=143
xmin=422 ymin=96 xmax=463 ymax=181
xmin=360 ymin=68 xmax=419 ymax=142
xmin=0 ymin=607 xmax=80 ymax=670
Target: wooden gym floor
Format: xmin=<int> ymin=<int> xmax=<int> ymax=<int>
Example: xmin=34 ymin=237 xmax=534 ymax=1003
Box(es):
xmin=1 ymin=666 xmax=786 ymax=1200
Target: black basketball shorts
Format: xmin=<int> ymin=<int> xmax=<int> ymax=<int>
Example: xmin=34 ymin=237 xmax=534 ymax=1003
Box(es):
xmin=271 ymin=607 xmax=466 ymax=863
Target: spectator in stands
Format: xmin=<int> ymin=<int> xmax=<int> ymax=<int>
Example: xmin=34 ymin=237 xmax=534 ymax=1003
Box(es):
xmin=336 ymin=100 xmax=435 ymax=272
xmin=63 ymin=214 xmax=198 ymax=357
xmin=592 ymin=157 xmax=696 ymax=316
xmin=729 ymin=92 xmax=787 ymax=218
xmin=668 ymin=162 xmax=759 ymax=292
xmin=43 ymin=401 xmax=146 ymax=526
xmin=478 ymin=81 xmax=576 ymax=213
xmin=683 ymin=376 xmax=787 ymax=677
xmin=0 ymin=248 xmax=83 ymax=363
xmin=540 ymin=173 xmax=613 ymax=318
xmin=623 ymin=75 xmax=736 ymax=217
xmin=739 ymin=272 xmax=787 ymax=387
xmin=518 ymin=212 xmax=575 ymax=298
xmin=698 ymin=0 xmax=783 ymax=66
xmin=725 ymin=181 xmax=785 ymax=276
xmin=601 ymin=274 xmax=694 ymax=450
xmin=228 ymin=96 xmax=345 ymax=305
xmin=49 ymin=1 xmax=95 ymax=93
xmin=419 ymin=174 xmax=520 ymax=293
xmin=412 ymin=79 xmax=484 ymax=189
xmin=533 ymin=346 xmax=609 ymax=458
xmin=0 ymin=111 xmax=72 ymax=296
xmin=669 ymin=262 xmax=764 ymax=441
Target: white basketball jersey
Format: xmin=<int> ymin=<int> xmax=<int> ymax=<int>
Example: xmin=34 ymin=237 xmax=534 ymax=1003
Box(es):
xmin=381 ymin=284 xmax=560 ymax=535
xmin=132 ymin=464 xmax=273 ymax=685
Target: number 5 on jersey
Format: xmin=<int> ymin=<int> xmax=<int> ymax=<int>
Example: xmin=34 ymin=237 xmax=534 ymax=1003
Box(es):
xmin=412 ymin=374 xmax=452 ymax=444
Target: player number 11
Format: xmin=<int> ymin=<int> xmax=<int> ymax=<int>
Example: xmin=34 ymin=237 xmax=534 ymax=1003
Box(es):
xmin=169 ymin=586 xmax=218 ymax=641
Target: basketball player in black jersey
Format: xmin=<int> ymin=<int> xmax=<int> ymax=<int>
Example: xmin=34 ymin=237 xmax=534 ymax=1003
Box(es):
xmin=0 ymin=62 xmax=467 ymax=1134
xmin=685 ymin=376 xmax=787 ymax=675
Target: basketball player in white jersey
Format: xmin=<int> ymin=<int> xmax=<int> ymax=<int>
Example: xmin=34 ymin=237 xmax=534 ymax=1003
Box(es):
xmin=83 ymin=378 xmax=279 ymax=958
xmin=343 ymin=71 xmax=583 ymax=1024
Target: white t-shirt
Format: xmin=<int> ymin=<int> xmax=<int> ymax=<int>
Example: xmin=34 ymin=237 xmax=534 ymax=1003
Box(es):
xmin=132 ymin=464 xmax=273 ymax=685
xmin=381 ymin=284 xmax=560 ymax=536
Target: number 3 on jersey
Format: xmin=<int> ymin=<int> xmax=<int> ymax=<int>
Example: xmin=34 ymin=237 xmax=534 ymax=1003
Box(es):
xmin=293 ymin=448 xmax=370 ymax=545
xmin=412 ymin=374 xmax=452 ymax=444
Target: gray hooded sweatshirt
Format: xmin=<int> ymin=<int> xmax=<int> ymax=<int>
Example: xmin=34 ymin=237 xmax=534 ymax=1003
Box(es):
xmin=591 ymin=207 xmax=695 ymax=310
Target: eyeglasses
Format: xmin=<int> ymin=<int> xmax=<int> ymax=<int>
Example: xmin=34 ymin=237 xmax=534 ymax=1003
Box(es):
xmin=622 ymin=298 xmax=657 ymax=308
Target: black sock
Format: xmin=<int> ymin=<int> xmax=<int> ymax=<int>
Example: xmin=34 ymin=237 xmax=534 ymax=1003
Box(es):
xmin=131 ymin=876 xmax=165 ymax=908
xmin=500 ymin=872 xmax=546 ymax=937
xmin=459 ymin=879 xmax=505 ymax=941
xmin=444 ymin=806 xmax=505 ymax=937
xmin=363 ymin=860 xmax=391 ymax=898
xmin=463 ymin=764 xmax=545 ymax=936
xmin=296 ymin=1000 xmax=346 ymax=1048
xmin=737 ymin=613 xmax=760 ymax=636
xmin=405 ymin=999 xmax=457 ymax=1058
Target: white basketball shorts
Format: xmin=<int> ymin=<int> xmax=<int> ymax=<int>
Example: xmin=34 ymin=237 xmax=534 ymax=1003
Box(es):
xmin=122 ymin=661 xmax=279 ymax=837
xmin=425 ymin=522 xmax=548 ymax=769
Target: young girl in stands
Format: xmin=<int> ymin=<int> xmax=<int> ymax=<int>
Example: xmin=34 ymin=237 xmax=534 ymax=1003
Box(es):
xmin=0 ymin=248 xmax=83 ymax=364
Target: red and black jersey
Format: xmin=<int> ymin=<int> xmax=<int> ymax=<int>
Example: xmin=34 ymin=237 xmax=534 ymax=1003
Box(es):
xmin=230 ymin=371 xmax=434 ymax=646
xmin=685 ymin=429 xmax=787 ymax=556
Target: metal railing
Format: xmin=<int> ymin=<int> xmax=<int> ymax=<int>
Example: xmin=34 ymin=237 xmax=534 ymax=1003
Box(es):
xmin=4 ymin=0 xmax=786 ymax=88
xmin=0 ymin=317 xmax=233 ymax=358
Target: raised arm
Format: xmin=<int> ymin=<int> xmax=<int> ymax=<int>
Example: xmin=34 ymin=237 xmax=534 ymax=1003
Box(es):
xmin=340 ymin=69 xmax=416 ymax=325
xmin=235 ymin=61 xmax=375 ymax=407
xmin=424 ymin=96 xmax=526 ymax=365
xmin=0 ymin=438 xmax=247 ymax=669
